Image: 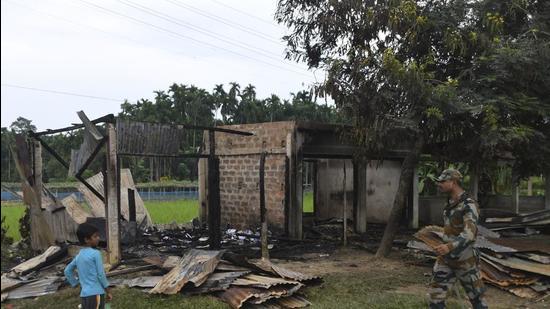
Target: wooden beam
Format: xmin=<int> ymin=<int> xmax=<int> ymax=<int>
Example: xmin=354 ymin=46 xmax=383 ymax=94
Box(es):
xmin=106 ymin=123 xmax=120 ymax=264
xmin=31 ymin=140 xmax=55 ymax=250
xmin=33 ymin=135 xmax=105 ymax=202
xmin=208 ymin=130 xmax=221 ymax=249
xmin=31 ymin=114 xmax=114 ymax=136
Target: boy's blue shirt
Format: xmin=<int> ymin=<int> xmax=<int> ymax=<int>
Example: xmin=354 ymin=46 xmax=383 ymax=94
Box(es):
xmin=64 ymin=247 xmax=109 ymax=297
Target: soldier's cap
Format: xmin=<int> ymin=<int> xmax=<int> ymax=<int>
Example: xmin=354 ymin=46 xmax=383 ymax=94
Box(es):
xmin=435 ymin=168 xmax=462 ymax=182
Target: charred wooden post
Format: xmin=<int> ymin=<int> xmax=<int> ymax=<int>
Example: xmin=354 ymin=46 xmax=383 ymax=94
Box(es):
xmin=208 ymin=130 xmax=221 ymax=249
xmin=30 ymin=140 xmax=55 ymax=250
xmin=106 ymin=123 xmax=120 ymax=264
xmin=259 ymin=151 xmax=269 ymax=260
xmin=546 ymin=172 xmax=550 ymax=210
xmin=128 ymin=188 xmax=136 ymax=222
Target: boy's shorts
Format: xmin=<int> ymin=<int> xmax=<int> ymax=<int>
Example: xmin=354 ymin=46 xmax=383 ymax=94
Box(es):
xmin=81 ymin=294 xmax=105 ymax=309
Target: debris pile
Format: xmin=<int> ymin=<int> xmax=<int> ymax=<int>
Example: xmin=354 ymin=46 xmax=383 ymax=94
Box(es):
xmin=148 ymin=249 xmax=320 ymax=308
xmin=1 ymin=246 xmax=321 ymax=308
xmin=409 ymin=213 xmax=550 ymax=300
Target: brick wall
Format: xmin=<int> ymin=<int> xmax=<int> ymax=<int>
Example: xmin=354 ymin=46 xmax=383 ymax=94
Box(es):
xmin=202 ymin=122 xmax=296 ymax=232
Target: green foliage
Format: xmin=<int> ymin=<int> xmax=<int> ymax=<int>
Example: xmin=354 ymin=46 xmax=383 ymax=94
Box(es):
xmin=276 ymin=0 xmax=550 ymax=179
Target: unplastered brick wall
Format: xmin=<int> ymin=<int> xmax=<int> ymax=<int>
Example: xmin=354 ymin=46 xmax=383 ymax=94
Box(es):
xmin=211 ymin=122 xmax=296 ymax=232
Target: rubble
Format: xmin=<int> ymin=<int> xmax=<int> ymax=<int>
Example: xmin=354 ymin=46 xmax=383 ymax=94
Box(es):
xmin=409 ymin=216 xmax=550 ymax=299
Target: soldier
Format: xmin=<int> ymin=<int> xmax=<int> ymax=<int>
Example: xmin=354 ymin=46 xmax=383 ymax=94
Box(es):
xmin=429 ymin=168 xmax=488 ymax=309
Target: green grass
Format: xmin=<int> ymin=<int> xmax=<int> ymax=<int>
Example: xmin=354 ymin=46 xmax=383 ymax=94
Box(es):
xmin=303 ymin=190 xmax=313 ymax=213
xmin=1 ymin=200 xmax=200 ymax=240
xmin=1 ymin=202 xmax=26 ymax=241
xmin=144 ymin=199 xmax=199 ymax=224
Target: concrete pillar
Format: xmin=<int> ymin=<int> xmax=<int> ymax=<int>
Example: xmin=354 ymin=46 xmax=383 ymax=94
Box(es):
xmin=353 ymin=159 xmax=367 ymax=233
xmin=286 ymin=131 xmax=303 ymax=239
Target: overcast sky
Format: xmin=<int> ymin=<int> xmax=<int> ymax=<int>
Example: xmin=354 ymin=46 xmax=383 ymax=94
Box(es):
xmin=1 ymin=0 xmax=321 ymax=131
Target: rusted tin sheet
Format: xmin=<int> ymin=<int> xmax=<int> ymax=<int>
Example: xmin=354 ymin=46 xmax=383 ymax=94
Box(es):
xmin=248 ymin=259 xmax=321 ymax=283
xmin=413 ymin=226 xmax=444 ymax=249
xmin=185 ymin=271 xmax=250 ymax=295
xmin=217 ymin=284 xmax=302 ymax=309
xmin=150 ymin=249 xmax=224 ymax=294
xmin=222 ymin=253 xmax=321 ymax=282
xmin=480 ymin=260 xmax=538 ymax=287
xmin=116 ymin=119 xmax=183 ymax=156
xmin=474 ymin=237 xmax=516 ymax=253
xmin=232 ymin=274 xmax=301 ymax=289
xmin=3 ymin=277 xmax=62 ymax=300
xmin=216 ymin=260 xmax=252 ymax=272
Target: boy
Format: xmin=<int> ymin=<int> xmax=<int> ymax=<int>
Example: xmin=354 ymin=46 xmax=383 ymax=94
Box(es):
xmin=65 ymin=223 xmax=112 ymax=309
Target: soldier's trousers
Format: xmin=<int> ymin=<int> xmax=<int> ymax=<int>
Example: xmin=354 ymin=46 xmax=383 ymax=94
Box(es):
xmin=428 ymin=258 xmax=488 ymax=309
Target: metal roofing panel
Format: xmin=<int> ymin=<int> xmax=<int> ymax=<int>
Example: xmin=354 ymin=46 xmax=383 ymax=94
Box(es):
xmin=150 ymin=249 xmax=224 ymax=294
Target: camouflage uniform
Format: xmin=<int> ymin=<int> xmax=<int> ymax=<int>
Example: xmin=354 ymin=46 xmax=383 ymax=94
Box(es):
xmin=429 ymin=170 xmax=488 ymax=309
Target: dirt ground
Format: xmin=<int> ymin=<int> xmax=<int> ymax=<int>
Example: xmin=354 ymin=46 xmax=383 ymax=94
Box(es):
xmin=273 ymin=248 xmax=549 ymax=309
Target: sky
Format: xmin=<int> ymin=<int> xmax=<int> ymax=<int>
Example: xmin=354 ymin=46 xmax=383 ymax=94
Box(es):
xmin=1 ymin=0 xmax=323 ymax=131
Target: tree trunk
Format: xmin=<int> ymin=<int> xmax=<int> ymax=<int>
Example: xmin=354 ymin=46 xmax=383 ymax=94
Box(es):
xmin=375 ymin=136 xmax=424 ymax=258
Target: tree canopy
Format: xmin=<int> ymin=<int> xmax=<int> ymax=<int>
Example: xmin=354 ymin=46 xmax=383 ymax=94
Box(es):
xmin=276 ymin=0 xmax=550 ymax=256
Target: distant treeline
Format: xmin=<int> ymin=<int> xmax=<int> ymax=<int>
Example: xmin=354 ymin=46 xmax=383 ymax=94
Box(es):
xmin=1 ymin=83 xmax=343 ymax=183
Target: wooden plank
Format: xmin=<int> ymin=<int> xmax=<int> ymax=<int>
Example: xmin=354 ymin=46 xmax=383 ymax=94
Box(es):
xmin=77 ymin=110 xmax=103 ymax=140
xmin=30 ymin=141 xmax=55 ymax=250
xmin=259 ymin=151 xmax=269 ymax=259
xmin=208 ymin=130 xmax=221 ymax=249
xmin=106 ymin=123 xmax=120 ymax=265
xmin=61 ymin=194 xmax=90 ymax=224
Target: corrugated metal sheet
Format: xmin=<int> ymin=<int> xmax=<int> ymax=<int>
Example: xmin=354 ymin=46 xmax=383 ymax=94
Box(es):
xmin=110 ymin=276 xmax=163 ymax=288
xmin=488 ymin=237 xmax=550 ymax=255
xmin=185 ymin=271 xmax=250 ymax=295
xmin=78 ymin=169 xmax=152 ymax=226
xmin=232 ymin=274 xmax=301 ymax=289
xmin=216 ymin=260 xmax=252 ymax=272
xmin=475 ymin=237 xmax=517 ymax=253
xmin=248 ymin=259 xmax=321 ymax=283
xmin=3 ymin=277 xmax=62 ymax=300
xmin=116 ymin=120 xmax=183 ymax=156
xmin=150 ymin=249 xmax=224 ymax=294
xmin=11 ymin=246 xmax=64 ymax=275
xmin=217 ymin=284 xmax=302 ymax=309
xmin=482 ymin=253 xmax=550 ymax=277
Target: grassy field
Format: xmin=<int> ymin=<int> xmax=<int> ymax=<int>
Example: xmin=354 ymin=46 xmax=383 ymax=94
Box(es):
xmin=1 ymin=202 xmax=26 ymax=241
